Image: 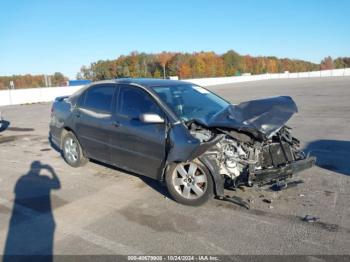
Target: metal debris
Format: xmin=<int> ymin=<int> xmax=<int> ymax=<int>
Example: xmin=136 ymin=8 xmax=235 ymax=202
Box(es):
xmin=263 ymin=199 xmax=273 ymax=204
xmin=217 ymin=195 xmax=250 ymax=209
xmin=302 ymin=215 xmax=320 ymax=223
xmin=271 ymin=180 xmax=304 ymax=191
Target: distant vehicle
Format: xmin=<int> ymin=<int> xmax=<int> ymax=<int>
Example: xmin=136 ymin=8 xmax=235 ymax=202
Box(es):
xmin=50 ymin=79 xmax=315 ymax=205
xmin=68 ymin=80 xmax=92 ymax=86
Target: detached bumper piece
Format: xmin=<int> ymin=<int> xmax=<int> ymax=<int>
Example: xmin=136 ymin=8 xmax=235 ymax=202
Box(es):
xmin=253 ymin=156 xmax=316 ymax=186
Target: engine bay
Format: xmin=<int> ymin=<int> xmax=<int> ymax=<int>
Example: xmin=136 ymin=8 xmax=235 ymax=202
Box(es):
xmin=187 ymin=121 xmax=306 ymax=187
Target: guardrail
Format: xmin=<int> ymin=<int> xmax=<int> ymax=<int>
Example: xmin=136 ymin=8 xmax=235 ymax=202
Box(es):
xmin=0 ymin=68 xmax=349 ymax=106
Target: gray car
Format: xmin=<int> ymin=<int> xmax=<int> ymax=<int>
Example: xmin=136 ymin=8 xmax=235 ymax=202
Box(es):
xmin=49 ymin=79 xmax=315 ymax=205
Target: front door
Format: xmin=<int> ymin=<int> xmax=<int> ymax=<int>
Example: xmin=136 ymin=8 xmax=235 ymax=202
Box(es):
xmin=110 ymin=85 xmax=166 ymax=179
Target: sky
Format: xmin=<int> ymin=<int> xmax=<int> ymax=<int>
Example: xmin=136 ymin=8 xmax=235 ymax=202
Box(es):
xmin=0 ymin=0 xmax=349 ymax=79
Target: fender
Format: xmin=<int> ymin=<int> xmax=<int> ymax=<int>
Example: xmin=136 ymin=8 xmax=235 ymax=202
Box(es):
xmin=166 ymin=122 xmax=223 ymax=162
xmin=198 ymin=154 xmax=225 ymax=197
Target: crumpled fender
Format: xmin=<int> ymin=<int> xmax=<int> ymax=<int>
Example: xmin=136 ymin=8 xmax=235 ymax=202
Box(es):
xmin=166 ymin=123 xmax=223 ymax=162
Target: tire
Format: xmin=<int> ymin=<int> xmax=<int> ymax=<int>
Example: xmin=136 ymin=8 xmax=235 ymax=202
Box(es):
xmin=62 ymin=132 xmax=88 ymax=167
xmin=165 ymin=159 xmax=214 ymax=206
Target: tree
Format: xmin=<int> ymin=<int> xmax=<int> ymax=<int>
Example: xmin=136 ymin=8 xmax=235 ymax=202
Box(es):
xmin=334 ymin=57 xmax=350 ymax=69
xmin=51 ymin=72 xmax=67 ymax=86
xmin=156 ymin=52 xmax=174 ymax=79
xmin=222 ymin=50 xmax=241 ymax=75
xmin=153 ymin=68 xmax=162 ymax=78
xmin=320 ymin=56 xmax=334 ymax=70
xmin=178 ymin=63 xmax=192 ymax=78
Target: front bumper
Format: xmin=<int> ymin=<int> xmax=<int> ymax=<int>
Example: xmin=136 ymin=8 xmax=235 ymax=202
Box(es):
xmin=253 ymin=156 xmax=316 ymax=186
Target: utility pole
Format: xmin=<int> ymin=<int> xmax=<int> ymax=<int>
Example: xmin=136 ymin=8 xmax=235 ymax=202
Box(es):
xmin=9 ymin=81 xmax=15 ymax=89
xmin=44 ymin=75 xmax=48 ymax=87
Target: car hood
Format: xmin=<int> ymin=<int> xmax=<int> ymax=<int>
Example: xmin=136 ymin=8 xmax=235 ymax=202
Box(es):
xmin=194 ymin=96 xmax=298 ymax=139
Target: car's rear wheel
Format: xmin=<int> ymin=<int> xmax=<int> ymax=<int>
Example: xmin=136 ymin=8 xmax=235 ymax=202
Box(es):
xmin=62 ymin=132 xmax=88 ymax=167
xmin=165 ymin=159 xmax=214 ymax=206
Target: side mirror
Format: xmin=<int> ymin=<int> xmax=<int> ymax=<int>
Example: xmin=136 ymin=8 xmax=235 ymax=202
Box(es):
xmin=139 ymin=113 xmax=165 ymax=124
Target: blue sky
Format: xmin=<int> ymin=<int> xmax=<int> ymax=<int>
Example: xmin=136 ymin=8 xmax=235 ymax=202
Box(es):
xmin=0 ymin=0 xmax=349 ymax=79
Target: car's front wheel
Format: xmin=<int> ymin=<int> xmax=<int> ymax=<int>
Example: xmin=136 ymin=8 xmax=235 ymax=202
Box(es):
xmin=62 ymin=132 xmax=88 ymax=167
xmin=165 ymin=159 xmax=214 ymax=206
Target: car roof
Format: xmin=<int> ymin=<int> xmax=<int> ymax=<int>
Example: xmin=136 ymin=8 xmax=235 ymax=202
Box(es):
xmin=91 ymin=78 xmax=194 ymax=88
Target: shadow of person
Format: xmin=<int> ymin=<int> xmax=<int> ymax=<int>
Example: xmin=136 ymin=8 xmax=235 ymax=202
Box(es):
xmin=3 ymin=161 xmax=61 ymax=262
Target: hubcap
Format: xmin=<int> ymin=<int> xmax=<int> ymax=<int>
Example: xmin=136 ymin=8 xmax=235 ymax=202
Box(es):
xmin=64 ymin=137 xmax=78 ymax=163
xmin=172 ymin=162 xmax=208 ymax=200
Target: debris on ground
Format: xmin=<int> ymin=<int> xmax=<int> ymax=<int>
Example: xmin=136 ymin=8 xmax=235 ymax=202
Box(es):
xmin=238 ymin=186 xmax=246 ymax=192
xmin=262 ymin=199 xmax=273 ymax=204
xmin=269 ymin=205 xmax=274 ymax=209
xmin=270 ymin=180 xmax=304 ymax=191
xmin=217 ymin=195 xmax=250 ymax=209
xmin=302 ymin=215 xmax=320 ymax=223
xmin=299 ymin=194 xmax=305 ymax=197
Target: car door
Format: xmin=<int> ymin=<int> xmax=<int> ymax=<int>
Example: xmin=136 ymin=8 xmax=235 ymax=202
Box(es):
xmin=110 ymin=84 xmax=167 ymax=179
xmin=74 ymin=84 xmax=117 ymax=162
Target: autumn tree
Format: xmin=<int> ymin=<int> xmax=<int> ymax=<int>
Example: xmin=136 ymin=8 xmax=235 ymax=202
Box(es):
xmin=320 ymin=56 xmax=334 ymax=70
xmin=156 ymin=52 xmax=174 ymax=79
xmin=222 ymin=50 xmax=241 ymax=75
xmin=334 ymin=57 xmax=350 ymax=69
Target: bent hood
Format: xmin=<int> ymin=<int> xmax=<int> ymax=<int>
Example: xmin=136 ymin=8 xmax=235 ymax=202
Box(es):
xmin=196 ymin=96 xmax=298 ymax=139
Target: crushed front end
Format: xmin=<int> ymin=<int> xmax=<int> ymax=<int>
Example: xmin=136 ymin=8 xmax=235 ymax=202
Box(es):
xmin=188 ymin=122 xmax=316 ymax=190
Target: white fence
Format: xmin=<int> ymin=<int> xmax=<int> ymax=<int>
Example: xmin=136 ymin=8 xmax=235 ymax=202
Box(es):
xmin=0 ymin=86 xmax=82 ymax=107
xmin=1 ymin=68 xmax=349 ymax=106
xmin=188 ymin=68 xmax=350 ymax=86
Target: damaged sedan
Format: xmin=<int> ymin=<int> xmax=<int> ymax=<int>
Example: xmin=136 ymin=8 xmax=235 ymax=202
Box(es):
xmin=50 ymin=79 xmax=316 ymax=205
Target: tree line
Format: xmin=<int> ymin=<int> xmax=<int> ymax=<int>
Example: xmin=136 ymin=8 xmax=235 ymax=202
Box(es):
xmin=0 ymin=72 xmax=67 ymax=90
xmin=77 ymin=51 xmax=350 ymax=81
xmin=1 ymin=51 xmax=349 ymax=89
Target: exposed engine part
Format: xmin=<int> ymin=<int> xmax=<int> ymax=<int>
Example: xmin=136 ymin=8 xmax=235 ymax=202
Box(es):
xmin=189 ymin=128 xmax=212 ymax=142
xmin=188 ymin=121 xmax=307 ymax=187
xmin=217 ymin=138 xmax=249 ymax=179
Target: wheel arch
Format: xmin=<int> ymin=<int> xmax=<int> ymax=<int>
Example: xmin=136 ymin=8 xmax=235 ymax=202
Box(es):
xmin=61 ymin=126 xmax=88 ymax=157
xmin=198 ymin=155 xmax=225 ymax=197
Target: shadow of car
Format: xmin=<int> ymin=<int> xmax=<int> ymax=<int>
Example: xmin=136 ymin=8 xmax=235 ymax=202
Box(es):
xmin=304 ymin=139 xmax=350 ymax=176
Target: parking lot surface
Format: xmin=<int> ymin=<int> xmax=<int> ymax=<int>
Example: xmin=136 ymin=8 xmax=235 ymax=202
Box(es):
xmin=0 ymin=77 xmax=349 ymax=255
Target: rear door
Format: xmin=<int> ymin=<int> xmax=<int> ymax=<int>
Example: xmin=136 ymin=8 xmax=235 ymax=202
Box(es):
xmin=110 ymin=84 xmax=167 ymax=179
xmin=74 ymin=84 xmax=117 ymax=162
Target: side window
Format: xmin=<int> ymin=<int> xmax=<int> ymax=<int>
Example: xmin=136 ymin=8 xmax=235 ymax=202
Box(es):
xmin=82 ymin=85 xmax=115 ymax=113
xmin=119 ymin=86 xmax=163 ymax=119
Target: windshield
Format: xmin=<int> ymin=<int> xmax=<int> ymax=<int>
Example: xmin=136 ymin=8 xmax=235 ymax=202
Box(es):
xmin=153 ymin=84 xmax=230 ymax=122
